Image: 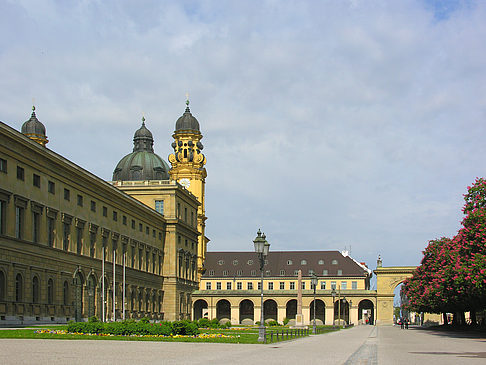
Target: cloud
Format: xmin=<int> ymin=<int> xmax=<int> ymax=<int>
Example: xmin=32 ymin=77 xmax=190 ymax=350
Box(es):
xmin=1 ymin=0 xmax=485 ymax=269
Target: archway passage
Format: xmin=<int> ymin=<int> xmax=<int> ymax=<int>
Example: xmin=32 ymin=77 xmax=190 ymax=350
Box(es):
xmin=216 ymin=299 xmax=231 ymax=321
xmin=286 ymin=299 xmax=297 ymax=320
xmin=334 ymin=299 xmax=349 ymax=325
xmin=264 ymin=299 xmax=277 ymax=322
xmin=358 ymin=299 xmax=374 ymax=325
xmin=193 ymin=299 xmax=208 ymax=321
xmin=239 ymin=299 xmax=254 ymax=324
xmin=309 ymin=299 xmax=325 ymax=325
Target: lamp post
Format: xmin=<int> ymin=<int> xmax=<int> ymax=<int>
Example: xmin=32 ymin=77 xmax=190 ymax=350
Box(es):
xmin=331 ymin=288 xmax=336 ymax=328
xmin=348 ymin=299 xmax=352 ymax=326
xmin=342 ymin=297 xmax=347 ymax=328
xmin=254 ymin=229 xmax=270 ymax=343
xmin=311 ymin=273 xmax=317 ymax=334
xmin=338 ymin=285 xmax=341 ymax=328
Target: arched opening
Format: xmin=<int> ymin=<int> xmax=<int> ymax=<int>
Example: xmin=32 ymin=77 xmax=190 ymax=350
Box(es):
xmin=63 ymin=281 xmax=69 ymax=305
xmin=86 ymin=275 xmax=96 ymax=318
xmin=32 ymin=276 xmax=40 ymax=303
xmin=216 ymin=299 xmax=231 ymax=321
xmin=47 ymin=278 xmax=54 ymax=305
xmin=358 ymin=299 xmax=374 ymax=325
xmin=334 ymin=299 xmax=349 ymax=325
xmin=394 ymin=283 xmax=409 ymax=324
xmin=264 ymin=299 xmax=277 ymax=322
xmin=0 ymin=271 xmax=6 ymax=300
xmin=309 ymin=299 xmax=325 ymax=325
xmin=286 ymin=299 xmax=297 ymax=321
xmin=15 ymin=273 xmax=23 ymax=302
xmin=239 ymin=299 xmax=254 ymax=324
xmin=193 ymin=299 xmax=208 ymax=321
xmin=73 ymin=272 xmax=84 ymax=322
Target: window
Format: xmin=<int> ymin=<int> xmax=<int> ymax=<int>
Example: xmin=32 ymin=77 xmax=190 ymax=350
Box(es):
xmin=352 ymin=281 xmax=358 ymax=290
xmin=287 ymin=260 xmax=293 ymax=265
xmin=250 ymin=270 xmax=256 ymax=276
xmin=17 ymin=166 xmax=24 ymax=181
xmin=76 ymin=227 xmax=83 ymax=254
xmin=32 ymin=211 xmax=40 ymax=243
xmin=301 ymin=259 xmax=307 ymax=265
xmin=247 ymin=260 xmax=253 ymax=265
xmin=206 ymin=282 xmax=211 ymax=290
xmin=63 ymin=281 xmax=69 ymax=305
xmin=257 ymin=282 xmax=261 ymax=290
xmin=191 ymin=211 xmax=194 ymax=226
xmin=216 ymin=282 xmax=221 ymax=290
xmin=218 ymin=260 xmax=224 ymax=265
xmin=146 ymin=251 xmax=150 ymax=272
xmin=294 ymin=270 xmax=299 ymax=276
xmin=184 ymin=207 xmax=187 ymax=222
xmin=309 ymin=269 xmax=314 ymax=275
xmin=342 ymin=281 xmax=347 ymax=290
xmin=64 ymin=188 xmax=70 ymax=201
xmin=139 ymin=248 xmax=143 ymax=270
xmin=102 ymin=206 xmax=107 ymax=217
xmin=177 ymin=202 xmax=181 ymax=218
xmin=268 ymin=282 xmax=273 ymax=290
xmin=139 ymin=223 xmax=142 ymax=232
xmin=331 ymin=281 xmax=336 ymax=290
xmin=48 ymin=181 xmax=55 ymax=194
xmin=15 ymin=274 xmax=23 ymax=301
xmin=185 ymin=239 xmax=188 ymax=247
xmin=0 ymin=158 xmax=6 ymax=173
xmin=318 ymin=259 xmax=324 ymax=265
xmin=237 ymin=282 xmax=242 ymax=290
xmin=233 ymin=260 xmax=238 ymax=265
xmin=264 ymin=259 xmax=268 ymax=265
xmin=131 ymin=220 xmax=135 ymax=229
xmin=145 ymin=226 xmax=149 ymax=235
xmin=290 ymin=282 xmax=295 ymax=290
xmin=47 ymin=278 xmax=54 ymax=304
xmin=222 ymin=270 xmax=228 ymax=276
xmin=247 ymin=282 xmax=253 ymax=290
xmin=33 ymin=174 xmax=40 ymax=187
xmin=265 ymin=270 xmax=271 ymax=276
xmin=337 ymin=269 xmax=343 ymax=276
xmin=0 ymin=200 xmax=5 ymax=235
xmin=279 ymin=282 xmax=285 ymax=290
xmin=302 ymin=282 xmax=306 ymax=290
xmin=113 ymin=211 xmax=117 ymax=221
xmin=122 ymin=216 xmax=127 ymax=225
xmin=63 ymin=223 xmax=70 ymax=251
xmin=15 ymin=206 xmax=24 ymax=239
xmin=0 ymin=271 xmax=5 ymax=300
xmin=280 ymin=270 xmax=285 ymax=276
xmin=130 ymin=246 xmax=135 ymax=268
xmin=320 ymin=281 xmax=326 ymax=290
xmin=32 ymin=276 xmax=39 ymax=303
xmin=155 ymin=200 xmax=164 ymax=214
xmin=323 ymin=269 xmax=329 ymax=276
xmin=208 ymin=270 xmax=214 ymax=276
xmin=152 ymin=229 xmax=156 ymax=238
xmin=332 ymin=259 xmax=338 ymax=265
xmin=90 ymin=232 xmax=96 ymax=257
xmin=236 ymin=270 xmax=242 ymax=276
xmin=90 ymin=201 xmax=96 ymax=212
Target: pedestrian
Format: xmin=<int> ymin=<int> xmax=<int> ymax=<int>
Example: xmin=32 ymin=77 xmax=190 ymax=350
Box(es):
xmin=400 ymin=318 xmax=404 ymax=329
xmin=405 ymin=318 xmax=409 ymax=329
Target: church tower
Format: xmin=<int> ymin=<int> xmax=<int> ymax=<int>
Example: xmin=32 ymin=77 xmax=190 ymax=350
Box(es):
xmin=169 ymin=100 xmax=208 ymax=280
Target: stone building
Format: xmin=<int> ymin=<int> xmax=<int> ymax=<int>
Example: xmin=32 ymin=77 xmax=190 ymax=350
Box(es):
xmin=192 ymin=250 xmax=376 ymax=326
xmin=0 ymin=103 xmax=208 ymax=325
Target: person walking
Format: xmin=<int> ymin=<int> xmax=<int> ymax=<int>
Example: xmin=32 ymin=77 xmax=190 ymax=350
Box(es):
xmin=405 ymin=318 xmax=409 ymax=329
xmin=400 ymin=318 xmax=404 ymax=329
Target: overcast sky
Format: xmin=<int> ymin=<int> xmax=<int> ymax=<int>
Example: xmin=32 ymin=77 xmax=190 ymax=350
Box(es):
xmin=1 ymin=0 xmax=485 ymax=270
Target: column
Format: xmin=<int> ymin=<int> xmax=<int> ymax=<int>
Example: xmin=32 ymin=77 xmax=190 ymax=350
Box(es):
xmin=230 ymin=304 xmax=239 ymax=324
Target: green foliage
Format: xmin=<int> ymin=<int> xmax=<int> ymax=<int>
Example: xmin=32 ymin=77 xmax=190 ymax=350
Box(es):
xmin=197 ymin=318 xmax=210 ymax=328
xmin=209 ymin=318 xmax=220 ymax=328
xmin=283 ymin=318 xmax=290 ymax=326
xmin=267 ymin=320 xmax=279 ymax=326
xmin=66 ymin=319 xmax=197 ymax=337
xmin=88 ymin=316 xmax=99 ymax=323
xmin=139 ymin=317 xmax=150 ymax=324
xmin=223 ymin=321 xmax=232 ymax=328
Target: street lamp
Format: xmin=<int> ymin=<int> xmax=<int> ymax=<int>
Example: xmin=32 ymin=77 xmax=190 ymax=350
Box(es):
xmin=348 ymin=299 xmax=352 ymax=326
xmin=311 ymin=273 xmax=318 ymax=334
xmin=331 ymin=287 xmax=336 ymax=328
xmin=342 ymin=297 xmax=347 ymax=328
xmin=254 ymin=229 xmax=270 ymax=343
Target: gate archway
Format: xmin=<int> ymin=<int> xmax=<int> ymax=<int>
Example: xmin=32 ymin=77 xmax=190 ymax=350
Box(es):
xmin=309 ymin=299 xmax=325 ymax=324
xmin=193 ymin=299 xmax=208 ymax=321
xmin=264 ymin=299 xmax=277 ymax=322
xmin=358 ymin=299 xmax=374 ymax=325
xmin=73 ymin=269 xmax=84 ymax=322
xmin=239 ymin=299 xmax=254 ymax=324
xmin=86 ymin=274 xmax=97 ymax=318
xmin=216 ymin=299 xmax=231 ymax=321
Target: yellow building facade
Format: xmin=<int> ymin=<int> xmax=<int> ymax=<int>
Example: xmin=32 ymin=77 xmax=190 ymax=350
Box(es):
xmin=0 ymin=104 xmax=208 ymax=325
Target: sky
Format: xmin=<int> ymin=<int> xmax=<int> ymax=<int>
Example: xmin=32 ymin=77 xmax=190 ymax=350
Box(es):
xmin=1 ymin=0 xmax=485 ymax=271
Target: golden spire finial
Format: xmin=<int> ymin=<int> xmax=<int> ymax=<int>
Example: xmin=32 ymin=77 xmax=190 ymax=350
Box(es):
xmin=185 ymin=92 xmax=190 ymax=107
xmin=32 ymin=97 xmax=36 ymax=112
xmin=141 ymin=112 xmax=145 ymax=125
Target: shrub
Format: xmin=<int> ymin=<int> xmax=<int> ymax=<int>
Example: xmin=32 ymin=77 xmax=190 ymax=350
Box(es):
xmin=88 ymin=316 xmax=99 ymax=323
xmin=209 ymin=318 xmax=220 ymax=328
xmin=197 ymin=318 xmax=210 ymax=328
xmin=283 ymin=317 xmax=290 ymax=326
xmin=223 ymin=321 xmax=232 ymax=328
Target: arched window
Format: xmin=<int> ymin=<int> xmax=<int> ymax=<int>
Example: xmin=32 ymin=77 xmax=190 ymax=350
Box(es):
xmin=47 ymin=278 xmax=54 ymax=304
xmin=63 ymin=281 xmax=69 ymax=305
xmin=32 ymin=276 xmax=40 ymax=303
xmin=0 ymin=271 xmax=5 ymax=300
xmin=15 ymin=274 xmax=23 ymax=301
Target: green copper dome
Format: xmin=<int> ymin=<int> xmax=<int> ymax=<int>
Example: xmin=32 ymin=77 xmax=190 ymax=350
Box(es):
xmin=112 ymin=118 xmax=170 ymax=181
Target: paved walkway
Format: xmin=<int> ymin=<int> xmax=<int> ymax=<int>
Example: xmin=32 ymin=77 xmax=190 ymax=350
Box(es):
xmin=0 ymin=325 xmax=485 ymax=364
